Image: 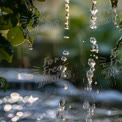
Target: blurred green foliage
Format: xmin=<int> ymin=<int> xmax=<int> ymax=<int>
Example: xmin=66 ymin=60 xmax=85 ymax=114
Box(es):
xmin=0 ymin=0 xmax=122 ymax=91
xmin=0 ymin=0 xmax=45 ymax=62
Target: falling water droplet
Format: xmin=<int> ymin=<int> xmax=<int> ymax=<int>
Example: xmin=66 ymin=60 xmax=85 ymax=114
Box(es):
xmin=64 ymin=84 xmax=68 ymax=90
xmin=57 ymin=98 xmax=66 ymax=121
xmin=95 ymin=81 xmax=97 ymax=85
xmin=63 ymin=50 xmax=69 ymax=55
xmin=87 ymin=70 xmax=94 ymax=79
xmin=88 ymin=58 xmax=96 ymax=67
xmin=90 ymin=44 xmax=99 ymax=53
xmin=90 ymin=0 xmax=98 ymax=29
xmin=95 ymin=56 xmax=98 ymax=59
xmin=113 ymin=7 xmax=119 ymax=28
xmin=90 ymin=105 xmax=95 ymax=116
xmin=59 ymin=98 xmax=65 ymax=108
xmin=87 ymin=84 xmax=92 ymax=91
xmin=60 ymin=66 xmax=67 ymax=72
xmin=61 ymin=56 xmax=67 ymax=62
xmin=93 ymin=0 xmax=97 ymax=4
xmin=83 ymin=101 xmax=90 ymax=109
xmin=90 ymin=37 xmax=96 ymax=44
xmin=28 ymin=44 xmax=33 ymax=50
xmin=86 ymin=116 xmax=92 ymax=122
xmin=64 ymin=0 xmax=70 ymax=30
xmin=91 ymin=9 xmax=98 ymax=15
xmin=64 ymin=36 xmax=69 ymax=39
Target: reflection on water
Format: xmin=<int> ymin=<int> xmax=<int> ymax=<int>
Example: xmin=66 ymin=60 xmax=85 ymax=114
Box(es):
xmin=0 ymin=86 xmax=122 ymax=121
xmin=0 ymin=69 xmax=122 ymax=122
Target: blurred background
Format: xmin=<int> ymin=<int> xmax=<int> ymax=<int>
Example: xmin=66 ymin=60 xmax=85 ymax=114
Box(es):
xmin=0 ymin=0 xmax=122 ymax=91
xmin=0 ymin=0 xmax=122 ymax=122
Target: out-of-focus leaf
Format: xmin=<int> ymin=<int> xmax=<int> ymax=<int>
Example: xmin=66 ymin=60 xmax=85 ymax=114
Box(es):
xmin=0 ymin=34 xmax=14 ymax=62
xmin=1 ymin=7 xmax=13 ymax=14
xmin=110 ymin=0 xmax=118 ymax=8
xmin=0 ymin=77 xmax=9 ymax=91
xmin=0 ymin=14 xmax=18 ymax=30
xmin=0 ymin=48 xmax=13 ymax=63
xmin=7 ymin=26 xmax=25 ymax=46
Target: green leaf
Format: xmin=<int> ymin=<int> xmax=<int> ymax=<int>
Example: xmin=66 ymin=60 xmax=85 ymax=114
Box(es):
xmin=0 ymin=14 xmax=18 ymax=30
xmin=110 ymin=0 xmax=118 ymax=8
xmin=7 ymin=26 xmax=25 ymax=46
xmin=0 ymin=77 xmax=9 ymax=91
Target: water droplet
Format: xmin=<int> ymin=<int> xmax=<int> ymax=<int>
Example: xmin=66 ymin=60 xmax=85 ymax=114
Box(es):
xmin=64 ymin=84 xmax=68 ymax=90
xmin=59 ymin=98 xmax=65 ymax=109
xmin=87 ymin=83 xmax=92 ymax=91
xmin=91 ymin=9 xmax=98 ymax=15
xmin=64 ymin=36 xmax=69 ymax=39
xmin=90 ymin=24 xmax=97 ymax=29
xmin=28 ymin=44 xmax=33 ymax=50
xmin=90 ymin=37 xmax=96 ymax=44
xmin=95 ymin=81 xmax=97 ymax=85
xmin=87 ymin=70 xmax=93 ymax=79
xmin=93 ymin=0 xmax=97 ymax=4
xmin=86 ymin=117 xmax=92 ymax=122
xmin=60 ymin=66 xmax=67 ymax=72
xmin=65 ymin=0 xmax=69 ymax=3
xmin=95 ymin=56 xmax=98 ymax=59
xmin=64 ymin=27 xmax=69 ymax=30
xmin=63 ymin=50 xmax=69 ymax=55
xmin=61 ymin=56 xmax=67 ymax=62
xmin=83 ymin=101 xmax=90 ymax=109
xmin=88 ymin=58 xmax=96 ymax=67
xmin=65 ymin=4 xmax=69 ymax=10
xmin=91 ymin=15 xmax=97 ymax=21
xmin=90 ymin=67 xmax=95 ymax=72
xmin=91 ymin=44 xmax=99 ymax=53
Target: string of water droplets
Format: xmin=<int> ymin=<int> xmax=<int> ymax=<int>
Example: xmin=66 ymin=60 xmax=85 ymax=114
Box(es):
xmin=83 ymin=1 xmax=99 ymax=121
xmin=84 ymin=38 xmax=98 ymax=121
xmin=110 ymin=0 xmax=119 ymax=28
xmin=61 ymin=0 xmax=70 ymax=84
xmin=64 ymin=0 xmax=70 ymax=31
xmin=90 ymin=0 xmax=98 ymax=29
xmin=57 ymin=0 xmax=70 ymax=121
xmin=56 ymin=98 xmax=66 ymax=122
xmin=112 ymin=7 xmax=119 ymax=28
xmin=84 ymin=39 xmax=99 ymax=122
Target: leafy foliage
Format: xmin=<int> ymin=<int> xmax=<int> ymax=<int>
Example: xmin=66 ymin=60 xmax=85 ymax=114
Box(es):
xmin=0 ymin=0 xmax=45 ymax=62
